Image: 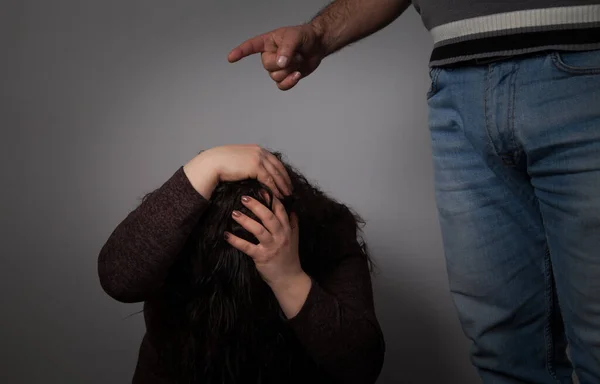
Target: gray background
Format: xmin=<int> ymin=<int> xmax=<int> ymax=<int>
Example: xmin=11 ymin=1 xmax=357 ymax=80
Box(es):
xmin=2 ymin=0 xmax=479 ymax=383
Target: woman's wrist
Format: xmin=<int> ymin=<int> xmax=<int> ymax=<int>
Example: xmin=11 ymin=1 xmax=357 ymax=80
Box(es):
xmin=270 ymin=271 xmax=312 ymax=319
xmin=183 ymin=153 xmax=220 ymax=200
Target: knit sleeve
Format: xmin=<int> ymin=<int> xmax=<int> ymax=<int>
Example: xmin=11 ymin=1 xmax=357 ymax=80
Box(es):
xmin=287 ymin=224 xmax=385 ymax=384
xmin=98 ymin=167 xmax=209 ymax=303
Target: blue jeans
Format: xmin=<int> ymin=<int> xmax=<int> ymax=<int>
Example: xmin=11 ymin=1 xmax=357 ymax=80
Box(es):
xmin=427 ymin=50 xmax=600 ymax=384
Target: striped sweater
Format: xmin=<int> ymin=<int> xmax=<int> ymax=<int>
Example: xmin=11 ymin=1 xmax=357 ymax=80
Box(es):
xmin=411 ymin=0 xmax=600 ymax=66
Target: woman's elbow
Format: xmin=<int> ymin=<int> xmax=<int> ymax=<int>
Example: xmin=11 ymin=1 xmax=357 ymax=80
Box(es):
xmin=330 ymin=324 xmax=385 ymax=384
xmin=99 ymin=277 xmax=142 ymax=303
xmin=374 ymin=336 xmax=386 ymax=382
xmin=97 ymin=255 xmax=145 ymax=303
xmin=361 ymin=328 xmax=386 ymax=384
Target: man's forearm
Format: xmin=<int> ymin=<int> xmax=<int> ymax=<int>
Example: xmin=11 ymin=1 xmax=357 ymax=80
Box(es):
xmin=310 ymin=0 xmax=411 ymax=56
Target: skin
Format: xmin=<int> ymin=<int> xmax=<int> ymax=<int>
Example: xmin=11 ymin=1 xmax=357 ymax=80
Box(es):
xmin=183 ymin=144 xmax=293 ymax=199
xmin=183 ymin=144 xmax=311 ymax=319
xmin=222 ymin=0 xmax=411 ymax=314
xmin=227 ymin=0 xmax=411 ymax=91
xmin=226 ymin=193 xmax=312 ymax=319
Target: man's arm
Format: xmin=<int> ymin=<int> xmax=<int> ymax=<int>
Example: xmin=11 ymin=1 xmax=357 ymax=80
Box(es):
xmin=228 ymin=0 xmax=411 ymax=91
xmin=310 ymin=0 xmax=411 ymax=56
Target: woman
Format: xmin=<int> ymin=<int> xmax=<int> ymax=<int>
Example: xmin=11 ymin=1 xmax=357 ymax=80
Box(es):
xmin=98 ymin=144 xmax=385 ymax=384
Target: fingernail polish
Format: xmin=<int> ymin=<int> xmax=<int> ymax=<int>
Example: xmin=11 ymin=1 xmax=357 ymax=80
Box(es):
xmin=241 ymin=196 xmax=250 ymax=203
xmin=232 ymin=210 xmax=241 ymax=217
xmin=293 ymin=71 xmax=301 ymax=80
xmin=277 ymin=56 xmax=288 ymax=67
xmin=224 ymin=232 xmax=230 ymax=240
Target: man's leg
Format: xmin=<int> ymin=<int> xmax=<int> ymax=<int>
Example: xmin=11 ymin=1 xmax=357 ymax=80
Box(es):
xmin=520 ymin=50 xmax=600 ymax=383
xmin=427 ymin=62 xmax=572 ymax=383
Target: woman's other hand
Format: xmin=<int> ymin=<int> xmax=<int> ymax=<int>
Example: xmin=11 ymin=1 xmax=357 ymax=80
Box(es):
xmin=224 ymin=193 xmax=311 ymax=318
xmin=183 ymin=144 xmax=293 ymax=200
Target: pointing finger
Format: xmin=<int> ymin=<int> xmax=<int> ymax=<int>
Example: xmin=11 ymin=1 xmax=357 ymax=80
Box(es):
xmin=228 ymin=35 xmax=267 ymax=63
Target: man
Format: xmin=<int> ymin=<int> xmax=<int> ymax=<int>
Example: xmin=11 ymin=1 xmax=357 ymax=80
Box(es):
xmin=227 ymin=1 xmax=600 ymax=383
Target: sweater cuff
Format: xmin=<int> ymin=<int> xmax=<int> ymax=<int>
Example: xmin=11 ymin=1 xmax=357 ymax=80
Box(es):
xmin=286 ymin=277 xmax=323 ymax=329
xmin=168 ymin=166 xmax=208 ymax=204
xmin=149 ymin=167 xmax=209 ymax=219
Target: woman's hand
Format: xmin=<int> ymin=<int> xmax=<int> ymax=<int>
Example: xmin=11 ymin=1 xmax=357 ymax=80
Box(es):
xmin=224 ymin=193 xmax=312 ymax=318
xmin=183 ymin=144 xmax=293 ymax=200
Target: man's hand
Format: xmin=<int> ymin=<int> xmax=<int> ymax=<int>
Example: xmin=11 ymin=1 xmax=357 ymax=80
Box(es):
xmin=228 ymin=24 xmax=327 ymax=91
xmin=227 ymin=0 xmax=410 ymax=91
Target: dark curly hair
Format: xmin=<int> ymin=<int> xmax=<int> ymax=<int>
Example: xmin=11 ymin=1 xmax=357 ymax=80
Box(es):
xmin=160 ymin=152 xmax=372 ymax=383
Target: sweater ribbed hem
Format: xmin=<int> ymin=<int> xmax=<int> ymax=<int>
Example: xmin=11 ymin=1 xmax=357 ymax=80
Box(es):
xmin=429 ymin=5 xmax=600 ymax=66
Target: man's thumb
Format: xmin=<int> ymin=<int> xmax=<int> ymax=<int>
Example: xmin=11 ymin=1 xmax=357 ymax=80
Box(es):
xmin=276 ymin=32 xmax=303 ymax=68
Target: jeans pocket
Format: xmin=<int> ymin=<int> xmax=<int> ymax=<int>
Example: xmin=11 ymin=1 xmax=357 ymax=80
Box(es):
xmin=427 ymin=67 xmax=442 ymax=100
xmin=551 ymin=49 xmax=600 ymax=75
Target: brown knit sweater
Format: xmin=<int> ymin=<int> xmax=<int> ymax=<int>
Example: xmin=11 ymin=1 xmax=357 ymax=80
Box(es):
xmin=98 ymin=167 xmax=385 ymax=383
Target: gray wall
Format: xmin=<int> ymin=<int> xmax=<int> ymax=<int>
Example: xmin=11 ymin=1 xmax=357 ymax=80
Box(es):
xmin=2 ymin=0 xmax=479 ymax=383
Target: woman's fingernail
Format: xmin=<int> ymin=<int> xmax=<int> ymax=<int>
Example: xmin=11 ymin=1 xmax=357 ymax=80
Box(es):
xmin=277 ymin=56 xmax=288 ymax=67
xmin=241 ymin=196 xmax=250 ymax=203
xmin=293 ymin=71 xmax=301 ymax=81
xmin=224 ymin=232 xmax=230 ymax=240
xmin=232 ymin=210 xmax=241 ymax=217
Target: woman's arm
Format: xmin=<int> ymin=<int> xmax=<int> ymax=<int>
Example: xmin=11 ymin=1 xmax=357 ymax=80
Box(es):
xmin=98 ymin=145 xmax=293 ymax=303
xmin=98 ymin=167 xmax=210 ymax=303
xmin=286 ymin=225 xmax=385 ymax=384
xmin=227 ymin=199 xmax=384 ymax=383
xmin=223 ymin=194 xmax=384 ymax=383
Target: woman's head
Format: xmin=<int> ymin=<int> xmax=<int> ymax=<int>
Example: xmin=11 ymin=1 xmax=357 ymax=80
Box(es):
xmin=164 ymin=151 xmax=369 ymax=383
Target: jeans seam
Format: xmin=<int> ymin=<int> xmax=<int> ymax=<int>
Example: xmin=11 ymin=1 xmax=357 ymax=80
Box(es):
xmin=484 ymin=66 xmax=498 ymax=157
xmin=508 ymin=63 xmax=522 ymax=165
xmin=551 ymin=51 xmax=600 ymax=75
xmin=543 ymin=245 xmax=560 ymax=382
